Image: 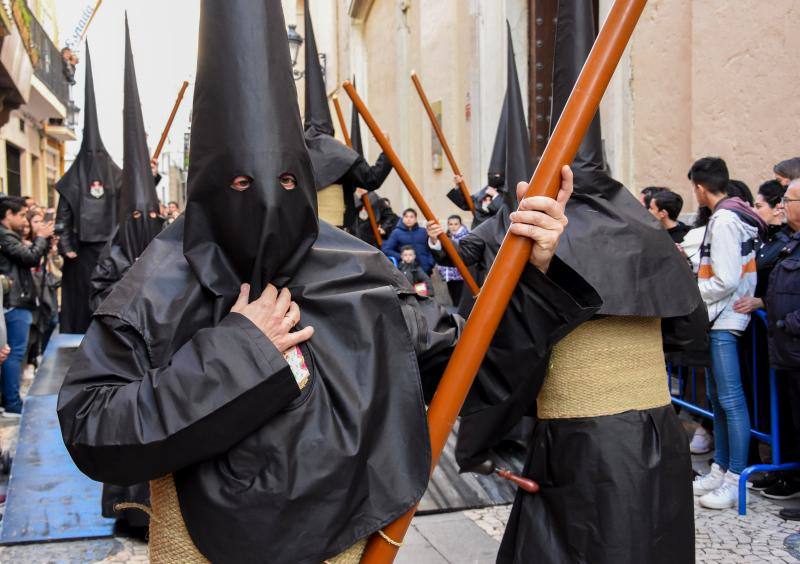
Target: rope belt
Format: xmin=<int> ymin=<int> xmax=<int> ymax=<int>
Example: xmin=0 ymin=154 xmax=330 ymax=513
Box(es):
xmin=537 ymin=316 xmax=670 ymax=419
xmin=317 ymin=183 xmax=345 ymax=226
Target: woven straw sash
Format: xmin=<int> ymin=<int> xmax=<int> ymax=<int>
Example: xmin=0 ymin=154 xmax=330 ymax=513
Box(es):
xmin=536 ymin=316 xmax=670 ymax=419
xmin=317 ymin=183 xmax=345 ymax=226
xmin=145 ymin=474 xmax=366 ymax=563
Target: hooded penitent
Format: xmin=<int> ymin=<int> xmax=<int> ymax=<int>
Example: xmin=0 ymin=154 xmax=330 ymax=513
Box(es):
xmin=302 ymin=2 xmax=359 ymax=190
xmin=90 ymin=20 xmax=165 ymax=307
xmin=56 ymin=44 xmax=121 ymax=243
xmin=551 ymin=0 xmax=699 ymax=317
xmin=496 ymin=2 xmax=695 ymax=562
xmin=91 ymin=19 xmax=165 ymax=526
xmin=446 ymin=98 xmax=509 ymax=227
xmin=55 ymin=42 xmax=122 ymax=334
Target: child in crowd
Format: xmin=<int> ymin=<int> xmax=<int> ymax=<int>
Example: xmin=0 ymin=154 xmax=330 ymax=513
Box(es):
xmin=399 ymin=245 xmax=434 ymax=298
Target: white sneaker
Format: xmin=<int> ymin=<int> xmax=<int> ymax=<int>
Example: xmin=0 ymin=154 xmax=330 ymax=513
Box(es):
xmin=699 ymin=471 xmax=746 ymax=510
xmin=693 ymin=462 xmax=724 ymax=496
xmin=690 ymin=427 xmax=713 ymax=454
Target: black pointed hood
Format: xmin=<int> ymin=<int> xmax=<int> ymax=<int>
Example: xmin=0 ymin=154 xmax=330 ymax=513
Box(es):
xmin=81 ymin=44 xmax=104 ymax=152
xmin=55 ymin=42 xmax=122 ymax=243
xmin=551 ymin=0 xmax=700 ymax=317
xmin=303 ymin=3 xmax=333 ymax=137
xmin=120 ymin=17 xmax=159 ymax=217
xmin=113 ymin=15 xmax=164 ymax=261
xmin=502 ymin=22 xmax=533 ymax=215
xmin=486 ymin=98 xmax=507 ymax=188
xmin=549 ymin=0 xmax=604 ymax=173
xmin=350 ymin=77 xmax=364 ymax=157
xmin=183 ymin=0 xmax=318 ymax=300
xmin=469 ymin=24 xmax=531 ymax=241
xmin=302 ymin=3 xmax=358 ymax=189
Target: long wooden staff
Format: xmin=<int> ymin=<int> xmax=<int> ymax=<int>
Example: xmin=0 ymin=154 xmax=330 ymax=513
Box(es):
xmin=410 ymin=71 xmax=475 ymax=214
xmin=358 ymin=1 xmax=648 ymax=562
xmin=152 ymin=80 xmax=190 ymax=160
xmin=331 ymin=94 xmax=383 ymax=246
xmin=342 ymin=83 xmax=480 ymax=296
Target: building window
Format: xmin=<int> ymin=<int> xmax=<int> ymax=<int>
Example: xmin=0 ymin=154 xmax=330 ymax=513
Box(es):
xmin=5 ymin=144 xmax=22 ymax=197
xmin=18 ymin=118 xmax=25 ymax=133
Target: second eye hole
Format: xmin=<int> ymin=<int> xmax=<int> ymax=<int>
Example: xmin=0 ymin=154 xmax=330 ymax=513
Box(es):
xmin=279 ymin=173 xmax=297 ymax=190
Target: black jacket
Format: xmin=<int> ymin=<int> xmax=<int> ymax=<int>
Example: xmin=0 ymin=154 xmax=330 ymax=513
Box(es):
xmin=399 ymin=260 xmax=434 ymax=297
xmin=756 ymin=224 xmax=793 ymax=298
xmin=0 ymin=226 xmax=48 ymax=310
xmin=58 ymin=218 xmax=598 ymax=564
xmin=766 ymin=230 xmax=800 ymax=369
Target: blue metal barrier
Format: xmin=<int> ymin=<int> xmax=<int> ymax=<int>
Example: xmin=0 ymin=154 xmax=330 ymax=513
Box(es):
xmin=669 ymin=309 xmax=800 ymax=515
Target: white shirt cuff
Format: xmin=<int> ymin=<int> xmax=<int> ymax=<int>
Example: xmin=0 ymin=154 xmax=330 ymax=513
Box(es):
xmin=428 ymin=239 xmax=442 ymax=251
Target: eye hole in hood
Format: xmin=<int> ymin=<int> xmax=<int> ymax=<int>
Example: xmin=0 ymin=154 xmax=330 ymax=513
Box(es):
xmin=279 ymin=173 xmax=297 ymax=191
xmin=230 ymin=176 xmax=253 ymax=192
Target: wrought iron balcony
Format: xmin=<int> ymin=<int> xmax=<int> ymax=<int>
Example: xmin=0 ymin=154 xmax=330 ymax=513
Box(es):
xmin=10 ymin=0 xmax=69 ymax=108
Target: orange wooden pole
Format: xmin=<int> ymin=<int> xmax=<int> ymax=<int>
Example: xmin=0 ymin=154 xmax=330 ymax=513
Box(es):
xmin=358 ymin=1 xmax=648 ymax=561
xmin=410 ymin=71 xmax=475 ymax=214
xmin=342 ymin=82 xmax=480 ymax=296
xmin=152 ymin=80 xmax=189 ymax=161
xmin=332 ymin=94 xmax=383 ymax=246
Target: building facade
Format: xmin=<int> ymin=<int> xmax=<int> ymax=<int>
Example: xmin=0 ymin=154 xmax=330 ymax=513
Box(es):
xmin=0 ymin=0 xmax=73 ymax=207
xmin=288 ymin=0 xmax=800 ymax=217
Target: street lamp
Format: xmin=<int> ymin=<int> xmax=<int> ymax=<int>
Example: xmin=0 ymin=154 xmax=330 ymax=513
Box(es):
xmin=286 ymin=23 xmax=326 ymax=83
xmin=286 ymin=24 xmax=304 ymax=81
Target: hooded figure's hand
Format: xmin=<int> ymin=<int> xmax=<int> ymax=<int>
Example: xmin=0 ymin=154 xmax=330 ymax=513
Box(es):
xmin=508 ymin=165 xmax=573 ymax=274
xmin=231 ymin=283 xmax=314 ymax=353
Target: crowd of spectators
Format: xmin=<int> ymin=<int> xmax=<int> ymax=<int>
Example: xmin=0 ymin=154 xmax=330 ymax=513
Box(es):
xmin=0 ymin=194 xmax=181 ymax=418
xmin=640 ymin=157 xmax=800 ymax=519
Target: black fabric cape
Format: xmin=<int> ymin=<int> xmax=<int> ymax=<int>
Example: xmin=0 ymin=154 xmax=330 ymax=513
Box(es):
xmin=549 ymin=1 xmax=698 ymax=318
xmin=56 ymin=43 xmax=121 ymax=333
xmin=90 ymin=20 xmax=164 ymax=312
xmin=57 ymin=218 xmax=599 ymax=563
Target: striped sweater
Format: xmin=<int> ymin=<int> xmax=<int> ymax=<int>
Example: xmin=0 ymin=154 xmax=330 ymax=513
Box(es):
xmin=698 ymin=207 xmax=760 ymax=331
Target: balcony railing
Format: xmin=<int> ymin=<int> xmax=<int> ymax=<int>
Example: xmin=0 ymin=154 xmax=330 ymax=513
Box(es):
xmin=26 ymin=7 xmax=69 ymax=107
xmin=9 ymin=0 xmax=69 ymax=107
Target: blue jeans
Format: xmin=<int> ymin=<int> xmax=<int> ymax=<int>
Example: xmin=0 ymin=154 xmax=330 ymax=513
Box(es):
xmin=708 ymin=330 xmax=751 ymax=474
xmin=1 ymin=308 xmax=33 ymax=413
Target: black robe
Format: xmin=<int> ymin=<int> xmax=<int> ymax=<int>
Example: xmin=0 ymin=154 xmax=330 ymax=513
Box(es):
xmin=57 ymin=218 xmax=599 ymax=564
xmin=496 ymin=406 xmax=694 ymax=564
